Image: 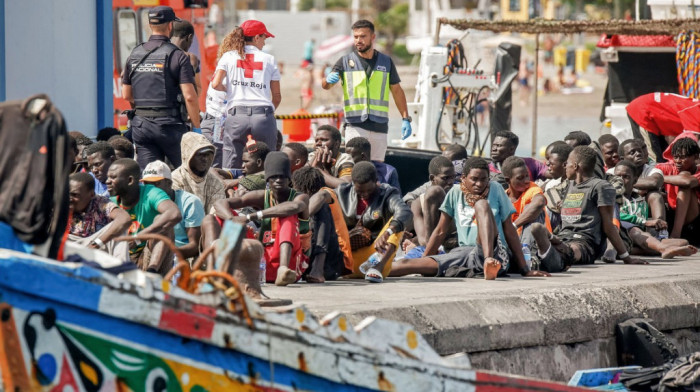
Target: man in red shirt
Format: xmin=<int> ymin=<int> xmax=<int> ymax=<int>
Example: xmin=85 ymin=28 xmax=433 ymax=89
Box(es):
xmin=655 ymin=137 xmax=700 ymax=240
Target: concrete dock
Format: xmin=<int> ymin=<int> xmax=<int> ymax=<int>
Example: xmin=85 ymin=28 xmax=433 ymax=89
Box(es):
xmin=263 ymin=257 xmax=700 ymax=382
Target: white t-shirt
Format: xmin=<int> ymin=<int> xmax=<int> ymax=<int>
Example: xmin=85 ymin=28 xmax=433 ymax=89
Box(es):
xmin=216 ymin=45 xmax=280 ymax=110
xmin=205 ymin=84 xmax=227 ymax=117
xmin=606 ymin=163 xmax=663 ymax=178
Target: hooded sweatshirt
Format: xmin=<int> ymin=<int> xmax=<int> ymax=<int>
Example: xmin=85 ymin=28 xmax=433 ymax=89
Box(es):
xmin=172 ymin=132 xmax=226 ymax=213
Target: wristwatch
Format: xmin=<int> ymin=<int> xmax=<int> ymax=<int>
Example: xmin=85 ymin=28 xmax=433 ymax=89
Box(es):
xmin=402 ymin=116 xmax=412 ymax=123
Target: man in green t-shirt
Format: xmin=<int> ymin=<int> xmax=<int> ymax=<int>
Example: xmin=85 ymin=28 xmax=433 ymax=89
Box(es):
xmin=107 ymin=158 xmax=182 ymax=276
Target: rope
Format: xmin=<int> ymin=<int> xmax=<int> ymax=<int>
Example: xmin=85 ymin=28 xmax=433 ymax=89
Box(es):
xmin=275 ymin=113 xmax=339 ymax=119
xmin=115 ymin=234 xmax=253 ymax=328
xmin=676 ymin=30 xmax=700 ymax=98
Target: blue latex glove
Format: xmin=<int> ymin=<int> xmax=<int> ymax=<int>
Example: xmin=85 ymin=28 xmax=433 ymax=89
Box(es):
xmin=401 ymin=120 xmax=412 ymax=140
xmin=326 ymin=71 xmax=340 ymax=84
xmin=192 ymin=127 xmax=202 ymax=134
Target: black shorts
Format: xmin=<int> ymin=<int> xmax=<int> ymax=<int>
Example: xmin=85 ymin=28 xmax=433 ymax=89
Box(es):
xmin=538 ymin=237 xmax=595 ymax=273
xmin=430 ymin=237 xmax=510 ymax=278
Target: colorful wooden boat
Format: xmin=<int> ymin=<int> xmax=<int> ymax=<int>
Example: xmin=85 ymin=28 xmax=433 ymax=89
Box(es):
xmin=0 ymin=243 xmax=591 ymax=391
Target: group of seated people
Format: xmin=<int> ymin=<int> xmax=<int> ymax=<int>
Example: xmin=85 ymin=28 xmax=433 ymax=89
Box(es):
xmin=65 ymin=124 xmax=700 ymax=302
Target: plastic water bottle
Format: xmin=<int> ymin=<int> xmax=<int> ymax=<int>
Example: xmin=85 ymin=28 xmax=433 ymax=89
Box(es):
xmin=522 ymin=244 xmax=532 ymax=270
xmin=658 ymin=229 xmax=669 ymax=240
xmin=359 ymin=252 xmax=382 ymax=275
xmin=259 ymin=257 xmax=267 ymax=285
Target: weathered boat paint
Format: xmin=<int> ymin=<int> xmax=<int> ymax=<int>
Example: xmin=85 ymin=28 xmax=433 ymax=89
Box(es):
xmin=0 ymin=249 xmax=591 ymax=391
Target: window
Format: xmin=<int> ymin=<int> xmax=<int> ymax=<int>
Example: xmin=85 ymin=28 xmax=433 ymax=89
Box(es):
xmin=509 ymin=0 xmax=521 ymax=11
xmin=115 ymin=10 xmax=139 ymax=73
xmin=139 ymin=9 xmax=153 ymax=43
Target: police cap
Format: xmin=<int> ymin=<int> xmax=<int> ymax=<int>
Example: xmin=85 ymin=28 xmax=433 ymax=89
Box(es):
xmin=148 ymin=6 xmax=181 ymax=25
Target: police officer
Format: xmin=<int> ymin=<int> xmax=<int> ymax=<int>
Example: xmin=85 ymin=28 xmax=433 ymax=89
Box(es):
xmin=122 ymin=6 xmax=201 ymax=170
xmin=322 ymin=19 xmax=412 ymax=162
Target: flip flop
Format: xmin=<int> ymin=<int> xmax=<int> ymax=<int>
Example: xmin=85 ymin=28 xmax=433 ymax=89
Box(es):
xmin=364 ymin=267 xmax=383 ymax=283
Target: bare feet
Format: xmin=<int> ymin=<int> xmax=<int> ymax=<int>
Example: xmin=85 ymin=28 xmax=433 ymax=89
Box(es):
xmin=661 ymin=245 xmax=698 ymax=259
xmin=275 ymin=266 xmax=298 ymax=286
xmin=484 ymin=257 xmax=501 ymax=280
xmin=602 ymin=248 xmax=617 ymax=263
xmin=660 ymin=238 xmax=690 ymax=247
xmin=623 ymin=257 xmax=649 ymax=265
xmin=306 ymin=275 xmax=325 ymax=283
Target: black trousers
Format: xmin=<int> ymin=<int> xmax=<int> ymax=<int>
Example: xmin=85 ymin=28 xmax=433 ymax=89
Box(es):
xmin=131 ymin=115 xmax=187 ymax=170
xmin=306 ymin=204 xmax=344 ymax=280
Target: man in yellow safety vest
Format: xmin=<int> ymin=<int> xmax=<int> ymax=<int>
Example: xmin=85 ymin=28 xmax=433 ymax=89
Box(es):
xmin=322 ymin=19 xmax=411 ymax=162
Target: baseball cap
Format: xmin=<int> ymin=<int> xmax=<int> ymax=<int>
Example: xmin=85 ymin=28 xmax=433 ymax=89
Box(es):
xmin=141 ymin=160 xmax=172 ymax=182
xmin=148 ymin=6 xmax=181 ymax=25
xmin=241 ymin=20 xmax=275 ymax=38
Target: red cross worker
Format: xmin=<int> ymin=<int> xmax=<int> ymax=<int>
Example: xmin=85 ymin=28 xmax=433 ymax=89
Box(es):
xmin=211 ymin=20 xmax=281 ymax=169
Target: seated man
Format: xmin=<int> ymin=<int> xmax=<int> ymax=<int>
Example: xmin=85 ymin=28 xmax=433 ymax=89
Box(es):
xmin=214 ymin=152 xmax=310 ymax=286
xmin=655 ymin=137 xmax=700 ymax=240
xmin=530 ymin=146 xmax=646 ymax=272
xmin=345 ymin=136 xmax=401 ymax=192
xmin=611 ymin=139 xmax=666 ymax=232
xmin=614 ymin=160 xmax=695 ymax=258
xmin=282 ymin=142 xmax=309 ymax=173
xmin=542 ymin=142 xmax=572 ymax=191
xmin=172 ymin=132 xmax=226 ymax=213
xmin=97 ymin=127 xmax=121 ymax=142
xmin=563 ymin=130 xmax=591 ymax=147
xmin=567 ymin=130 xmax=609 ymax=180
xmin=276 ymin=129 xmax=283 ymax=151
xmin=598 ymin=134 xmax=620 ymax=171
xmin=308 ymin=125 xmax=354 ymax=188
xmin=542 ymin=142 xmax=573 ymax=230
xmin=68 ymin=172 xmax=130 ymax=259
xmin=141 ymin=161 xmax=205 ymax=260
xmin=489 ymin=130 xmax=548 ymax=188
xmin=232 ymin=141 xmax=270 ymax=197
xmin=404 ymin=156 xmax=457 ymax=206
xmin=107 ymin=159 xmax=182 ymax=275
xmin=292 ymin=166 xmax=345 ymax=283
xmin=502 ymin=156 xmax=550 ymax=243
xmin=404 ymin=156 xmax=456 ymax=257
xmin=84 ymin=141 xmax=116 ymax=197
xmin=108 ymin=135 xmax=135 ymax=160
xmin=335 ymin=162 xmax=412 ymax=283
xmin=442 ymin=143 xmax=468 ymax=180
xmin=391 ymin=157 xmax=549 ymax=279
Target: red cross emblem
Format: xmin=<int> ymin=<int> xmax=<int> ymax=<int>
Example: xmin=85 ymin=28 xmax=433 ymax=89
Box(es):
xmin=237 ymin=53 xmax=263 ymax=78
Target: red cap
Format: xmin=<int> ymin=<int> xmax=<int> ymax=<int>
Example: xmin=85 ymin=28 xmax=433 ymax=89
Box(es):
xmin=241 ymin=20 xmax=275 ymax=38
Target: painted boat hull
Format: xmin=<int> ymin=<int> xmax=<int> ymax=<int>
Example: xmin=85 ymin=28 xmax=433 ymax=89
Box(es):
xmin=0 ymin=249 xmax=590 ymax=391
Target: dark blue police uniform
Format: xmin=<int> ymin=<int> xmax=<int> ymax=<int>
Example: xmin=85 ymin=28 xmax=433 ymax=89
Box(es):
xmin=122 ymin=35 xmax=195 ymax=169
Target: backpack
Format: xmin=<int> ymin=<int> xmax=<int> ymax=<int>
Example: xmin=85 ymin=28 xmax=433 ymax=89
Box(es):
xmin=0 ymin=95 xmax=72 ymax=258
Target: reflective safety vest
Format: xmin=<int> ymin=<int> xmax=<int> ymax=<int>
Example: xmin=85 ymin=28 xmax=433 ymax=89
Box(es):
xmin=341 ymin=51 xmax=391 ymax=124
xmin=129 ymin=42 xmax=181 ymax=111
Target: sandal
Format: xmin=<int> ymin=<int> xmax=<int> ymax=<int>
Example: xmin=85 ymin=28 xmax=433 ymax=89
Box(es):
xmin=364 ymin=267 xmax=383 ymax=283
